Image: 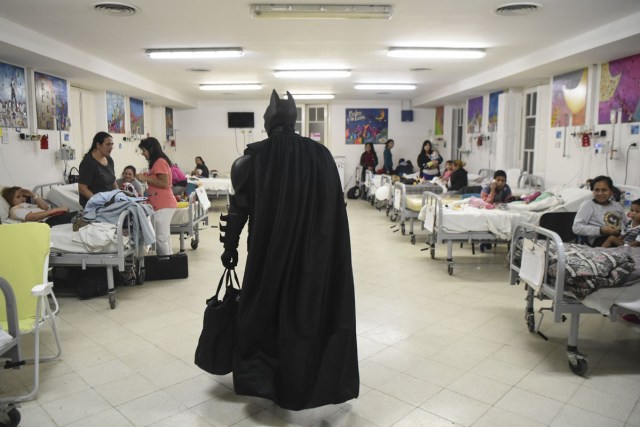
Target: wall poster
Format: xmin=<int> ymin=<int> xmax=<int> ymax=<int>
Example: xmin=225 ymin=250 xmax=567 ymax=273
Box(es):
xmin=467 ymin=96 xmax=483 ymax=134
xmin=488 ymin=90 xmax=503 ymax=132
xmin=434 ymin=106 xmax=444 ymax=136
xmin=598 ymin=53 xmax=640 ymax=124
xmin=106 ymin=91 xmax=125 ymax=134
xmin=165 ymin=107 xmax=174 ymax=141
xmin=345 ymin=108 xmax=388 ymax=144
xmin=551 ymin=68 xmax=587 ymax=127
xmin=34 ymin=71 xmax=69 ymax=131
xmin=0 ymin=61 xmax=28 ymax=128
xmin=129 ymin=97 xmax=144 ymax=135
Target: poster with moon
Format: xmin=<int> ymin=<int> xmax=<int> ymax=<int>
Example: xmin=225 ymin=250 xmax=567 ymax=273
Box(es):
xmin=550 ymin=68 xmax=587 ymax=128
xmin=598 ymin=53 xmax=640 ymax=124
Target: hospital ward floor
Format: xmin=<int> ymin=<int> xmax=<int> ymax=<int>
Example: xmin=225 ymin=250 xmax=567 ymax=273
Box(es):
xmin=3 ymin=198 xmax=640 ymax=427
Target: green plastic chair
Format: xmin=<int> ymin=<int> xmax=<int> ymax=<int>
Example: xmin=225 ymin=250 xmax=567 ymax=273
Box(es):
xmin=0 ymin=222 xmax=62 ymax=403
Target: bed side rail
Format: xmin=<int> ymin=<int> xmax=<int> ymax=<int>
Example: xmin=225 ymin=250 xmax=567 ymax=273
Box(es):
xmin=33 ymin=182 xmax=66 ymax=198
xmin=511 ymin=222 xmax=567 ymax=322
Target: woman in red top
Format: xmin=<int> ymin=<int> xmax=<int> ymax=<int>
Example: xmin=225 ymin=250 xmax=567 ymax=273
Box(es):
xmin=137 ymin=137 xmax=177 ymax=256
xmin=359 ymin=142 xmax=378 ymax=183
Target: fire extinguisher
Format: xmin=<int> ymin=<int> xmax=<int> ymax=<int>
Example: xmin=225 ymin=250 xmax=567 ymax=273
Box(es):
xmin=581 ymin=132 xmax=590 ymax=147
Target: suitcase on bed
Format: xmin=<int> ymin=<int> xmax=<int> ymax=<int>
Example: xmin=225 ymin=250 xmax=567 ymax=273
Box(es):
xmin=144 ymin=253 xmax=189 ymax=281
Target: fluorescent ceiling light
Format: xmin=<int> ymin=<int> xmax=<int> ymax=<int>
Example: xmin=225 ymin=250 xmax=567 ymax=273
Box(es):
xmin=387 ymin=47 xmax=486 ymax=59
xmin=274 ymin=70 xmax=351 ymax=78
xmin=200 ymin=84 xmax=262 ymax=91
xmin=285 ymin=93 xmax=335 ymax=100
xmin=250 ymin=4 xmax=392 ymax=19
xmin=354 ymin=84 xmax=416 ymax=90
xmin=146 ymin=48 xmax=243 ymax=59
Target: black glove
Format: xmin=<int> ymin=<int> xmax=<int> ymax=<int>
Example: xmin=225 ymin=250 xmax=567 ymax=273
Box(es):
xmin=221 ymin=249 xmax=238 ymax=269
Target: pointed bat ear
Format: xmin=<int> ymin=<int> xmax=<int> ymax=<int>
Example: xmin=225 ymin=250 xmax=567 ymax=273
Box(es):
xmin=286 ymin=91 xmax=296 ymax=109
xmin=270 ymin=89 xmax=279 ymax=106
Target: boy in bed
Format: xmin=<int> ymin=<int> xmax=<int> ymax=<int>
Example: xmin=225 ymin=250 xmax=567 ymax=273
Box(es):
xmin=1 ymin=186 xmax=77 ymax=227
xmin=602 ymin=198 xmax=640 ymax=248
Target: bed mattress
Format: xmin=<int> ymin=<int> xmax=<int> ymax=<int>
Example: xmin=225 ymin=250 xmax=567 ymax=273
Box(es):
xmin=46 ymin=184 xmax=83 ymax=211
xmin=171 ymin=204 xmax=191 ymax=225
xmin=50 ymin=223 xmax=127 ymax=254
xmin=190 ymin=177 xmax=231 ymax=192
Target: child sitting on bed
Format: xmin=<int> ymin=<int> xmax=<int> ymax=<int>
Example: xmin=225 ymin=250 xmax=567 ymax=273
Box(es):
xmin=1 ymin=186 xmax=77 ymax=227
xmin=572 ymin=175 xmax=626 ymax=247
xmin=481 ymin=170 xmax=512 ymax=204
xmin=602 ymin=198 xmax=640 ymax=248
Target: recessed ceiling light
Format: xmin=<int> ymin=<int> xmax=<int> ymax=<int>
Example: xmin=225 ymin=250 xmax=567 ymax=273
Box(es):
xmin=355 ymin=84 xmax=416 ymax=90
xmin=285 ymin=93 xmax=335 ymax=100
xmin=200 ymin=84 xmax=262 ymax=91
xmin=250 ymin=4 xmax=393 ymax=19
xmin=274 ymin=70 xmax=351 ymax=78
xmin=388 ymin=47 xmax=486 ymax=59
xmin=146 ymin=48 xmax=243 ymax=59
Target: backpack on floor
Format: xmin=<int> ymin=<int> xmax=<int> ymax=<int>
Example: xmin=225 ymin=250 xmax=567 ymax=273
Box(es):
xmin=346 ymin=186 xmax=361 ymax=199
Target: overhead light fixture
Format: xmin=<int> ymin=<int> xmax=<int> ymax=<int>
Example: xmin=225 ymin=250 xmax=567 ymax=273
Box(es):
xmin=285 ymin=93 xmax=335 ymax=100
xmin=387 ymin=47 xmax=486 ymax=59
xmin=200 ymin=84 xmax=262 ymax=91
xmin=250 ymin=4 xmax=393 ymax=19
xmin=146 ymin=48 xmax=244 ymax=59
xmin=355 ymin=84 xmax=416 ymax=90
xmin=274 ymin=70 xmax=351 ymax=78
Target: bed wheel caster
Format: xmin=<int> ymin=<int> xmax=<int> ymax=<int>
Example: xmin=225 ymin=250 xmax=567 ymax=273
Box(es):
xmin=411 ymin=235 xmax=416 ymax=245
xmin=568 ymin=353 xmax=588 ymax=376
xmin=526 ymin=311 xmax=535 ymax=333
xmin=430 ymin=246 xmax=435 ymax=259
xmin=136 ymin=268 xmax=146 ymax=285
xmin=0 ymin=406 xmax=21 ymax=427
xmin=191 ymin=240 xmax=199 ymax=250
xmin=447 ymin=264 xmax=453 ymax=275
xmin=401 ymin=224 xmax=406 ymax=235
xmin=109 ymin=292 xmax=116 ymax=309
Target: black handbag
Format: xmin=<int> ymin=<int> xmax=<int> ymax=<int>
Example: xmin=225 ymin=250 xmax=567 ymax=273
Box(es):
xmin=67 ymin=167 xmax=80 ymax=184
xmin=194 ymin=268 xmax=241 ymax=375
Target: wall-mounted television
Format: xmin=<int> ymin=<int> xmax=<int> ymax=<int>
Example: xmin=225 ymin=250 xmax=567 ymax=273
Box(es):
xmin=228 ymin=112 xmax=255 ymax=128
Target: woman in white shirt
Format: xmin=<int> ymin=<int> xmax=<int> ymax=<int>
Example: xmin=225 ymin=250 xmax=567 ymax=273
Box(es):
xmin=1 ymin=186 xmax=76 ymax=226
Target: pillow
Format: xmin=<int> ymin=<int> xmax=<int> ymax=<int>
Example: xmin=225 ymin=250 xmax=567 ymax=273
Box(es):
xmin=0 ymin=186 xmax=9 ymax=221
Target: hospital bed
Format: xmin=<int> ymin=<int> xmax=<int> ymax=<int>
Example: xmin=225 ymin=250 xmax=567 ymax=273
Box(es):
xmin=187 ymin=176 xmax=231 ymax=200
xmin=509 ymin=222 xmax=640 ymax=376
xmin=373 ymin=174 xmax=394 ymax=214
xmin=391 ymin=181 xmax=445 ymax=244
xmin=30 ymin=183 xmax=148 ymax=309
xmin=419 ymin=186 xmax=595 ymax=275
xmin=171 ymin=188 xmax=209 ymax=251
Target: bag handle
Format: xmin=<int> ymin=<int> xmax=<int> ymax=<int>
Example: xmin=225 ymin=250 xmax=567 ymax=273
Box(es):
xmin=69 ymin=166 xmax=79 ymax=174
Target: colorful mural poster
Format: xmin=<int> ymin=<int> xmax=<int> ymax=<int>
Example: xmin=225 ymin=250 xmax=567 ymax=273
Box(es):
xmin=0 ymin=61 xmax=28 ymax=128
xmin=165 ymin=107 xmax=173 ymax=141
xmin=106 ymin=92 xmax=125 ymax=134
xmin=34 ymin=72 xmax=69 ymax=131
xmin=467 ymin=96 xmax=483 ymax=134
xmin=598 ymin=53 xmax=640 ymax=124
xmin=345 ymin=108 xmax=388 ymax=144
xmin=435 ymin=106 xmax=444 ymax=136
xmin=488 ymin=90 xmax=503 ymax=132
xmin=551 ymin=68 xmax=587 ymax=127
xmin=130 ymin=97 xmax=144 ymax=135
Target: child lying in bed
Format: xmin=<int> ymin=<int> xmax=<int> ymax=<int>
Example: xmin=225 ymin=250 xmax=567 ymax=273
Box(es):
xmin=1 ymin=186 xmax=77 ymax=227
xmin=602 ymin=198 xmax=640 ymax=248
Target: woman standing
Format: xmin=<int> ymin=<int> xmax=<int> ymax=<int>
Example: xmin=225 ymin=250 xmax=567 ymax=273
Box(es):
xmin=383 ymin=139 xmax=395 ymax=175
xmin=137 ymin=137 xmax=177 ymax=256
xmin=78 ymin=131 xmax=117 ymax=207
xmin=359 ymin=142 xmax=378 ymax=183
xmin=417 ymin=140 xmax=443 ymax=180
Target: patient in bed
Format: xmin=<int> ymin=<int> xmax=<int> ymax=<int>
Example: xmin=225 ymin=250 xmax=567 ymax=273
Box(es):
xmin=2 ymin=186 xmax=77 ymax=227
xmin=602 ymin=198 xmax=640 ymax=248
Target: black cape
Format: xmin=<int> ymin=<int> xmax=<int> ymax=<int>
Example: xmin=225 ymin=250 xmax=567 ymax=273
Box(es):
xmin=233 ymin=131 xmax=359 ymax=410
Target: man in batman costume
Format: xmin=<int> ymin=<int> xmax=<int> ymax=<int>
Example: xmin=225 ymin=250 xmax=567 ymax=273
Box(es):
xmin=219 ymin=90 xmax=359 ymax=410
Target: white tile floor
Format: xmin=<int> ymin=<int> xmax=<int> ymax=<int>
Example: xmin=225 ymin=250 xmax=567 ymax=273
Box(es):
xmin=3 ymin=198 xmax=640 ymax=426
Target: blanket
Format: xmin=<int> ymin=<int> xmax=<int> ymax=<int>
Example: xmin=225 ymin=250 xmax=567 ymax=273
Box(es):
xmin=547 ymin=243 xmax=635 ymax=299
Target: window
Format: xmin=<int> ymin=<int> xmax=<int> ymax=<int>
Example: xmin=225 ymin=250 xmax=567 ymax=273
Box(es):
xmin=522 ymin=91 xmax=537 ymax=174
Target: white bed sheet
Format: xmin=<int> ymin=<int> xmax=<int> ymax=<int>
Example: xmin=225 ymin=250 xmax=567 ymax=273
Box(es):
xmin=171 ymin=205 xmax=190 ymax=225
xmin=190 ymin=177 xmax=231 ymax=192
xmin=582 ymin=282 xmax=640 ymax=316
xmin=50 ymin=223 xmax=126 ymax=253
xmin=46 ymin=184 xmax=82 ymax=210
